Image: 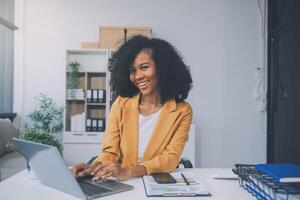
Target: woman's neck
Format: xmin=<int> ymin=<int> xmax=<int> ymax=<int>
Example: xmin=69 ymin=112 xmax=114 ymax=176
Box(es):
xmin=139 ymin=93 xmax=162 ymax=115
xmin=140 ymin=94 xmax=161 ymax=106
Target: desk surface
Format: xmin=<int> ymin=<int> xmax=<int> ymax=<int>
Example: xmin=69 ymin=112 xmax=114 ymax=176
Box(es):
xmin=0 ymin=168 xmax=255 ymax=200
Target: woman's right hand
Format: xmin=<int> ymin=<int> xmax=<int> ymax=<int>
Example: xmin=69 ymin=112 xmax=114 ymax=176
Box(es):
xmin=71 ymin=162 xmax=99 ymax=177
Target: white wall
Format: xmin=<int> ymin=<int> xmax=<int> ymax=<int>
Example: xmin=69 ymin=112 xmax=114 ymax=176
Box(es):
xmin=14 ymin=0 xmax=267 ymax=167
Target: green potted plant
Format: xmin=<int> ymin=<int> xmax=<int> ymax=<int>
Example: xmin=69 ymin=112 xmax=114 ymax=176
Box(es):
xmin=67 ymin=61 xmax=80 ymax=100
xmin=9 ymin=126 xmax=63 ymax=179
xmin=8 ymin=93 xmax=64 ymax=149
xmin=7 ymin=94 xmax=64 ymax=178
xmin=27 ymin=93 xmax=64 ymax=133
xmin=8 ymin=126 xmax=63 ymax=153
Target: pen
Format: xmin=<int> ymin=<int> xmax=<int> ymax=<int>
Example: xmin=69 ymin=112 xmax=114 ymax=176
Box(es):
xmin=181 ymin=173 xmax=189 ymax=185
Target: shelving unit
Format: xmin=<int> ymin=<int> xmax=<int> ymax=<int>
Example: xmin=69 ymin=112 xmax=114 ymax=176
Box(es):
xmin=63 ymin=49 xmax=112 ymax=165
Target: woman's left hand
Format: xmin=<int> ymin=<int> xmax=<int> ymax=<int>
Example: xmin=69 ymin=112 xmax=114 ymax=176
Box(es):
xmin=91 ymin=162 xmax=132 ymax=181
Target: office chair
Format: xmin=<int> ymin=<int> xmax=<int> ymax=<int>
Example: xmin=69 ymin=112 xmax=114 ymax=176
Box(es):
xmin=178 ymin=157 xmax=193 ymax=168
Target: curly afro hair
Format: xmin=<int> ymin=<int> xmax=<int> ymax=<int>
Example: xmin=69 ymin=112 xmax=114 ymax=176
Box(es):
xmin=108 ymin=35 xmax=192 ymax=103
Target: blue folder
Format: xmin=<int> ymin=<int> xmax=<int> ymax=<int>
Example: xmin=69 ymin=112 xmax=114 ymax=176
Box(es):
xmin=256 ymin=163 xmax=300 ymax=183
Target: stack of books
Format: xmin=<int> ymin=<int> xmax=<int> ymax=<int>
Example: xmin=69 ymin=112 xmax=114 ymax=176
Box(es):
xmin=233 ymin=163 xmax=300 ymax=200
xmin=70 ymin=112 xmax=86 ymax=132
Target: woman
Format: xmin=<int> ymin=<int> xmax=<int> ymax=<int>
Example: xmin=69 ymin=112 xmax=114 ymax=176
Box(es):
xmin=72 ymin=35 xmax=193 ymax=181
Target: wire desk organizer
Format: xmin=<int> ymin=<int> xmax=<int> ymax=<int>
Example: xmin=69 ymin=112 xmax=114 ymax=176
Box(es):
xmin=232 ymin=164 xmax=300 ymax=200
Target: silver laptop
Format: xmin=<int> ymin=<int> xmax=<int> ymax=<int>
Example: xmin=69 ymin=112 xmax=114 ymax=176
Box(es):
xmin=13 ymin=138 xmax=133 ymax=200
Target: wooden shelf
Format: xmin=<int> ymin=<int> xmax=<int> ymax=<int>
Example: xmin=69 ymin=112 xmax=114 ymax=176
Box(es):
xmin=86 ymin=102 xmax=106 ymax=106
xmin=66 ymin=99 xmax=85 ymax=101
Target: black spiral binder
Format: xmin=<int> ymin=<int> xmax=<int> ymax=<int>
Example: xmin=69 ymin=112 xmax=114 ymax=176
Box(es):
xmin=232 ymin=164 xmax=300 ymax=200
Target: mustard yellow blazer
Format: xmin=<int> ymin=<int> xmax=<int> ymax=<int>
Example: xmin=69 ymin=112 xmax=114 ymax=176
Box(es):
xmin=94 ymin=94 xmax=193 ymax=174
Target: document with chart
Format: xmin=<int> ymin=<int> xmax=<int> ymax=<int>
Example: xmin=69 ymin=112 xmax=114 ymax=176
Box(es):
xmin=142 ymin=172 xmax=211 ymax=197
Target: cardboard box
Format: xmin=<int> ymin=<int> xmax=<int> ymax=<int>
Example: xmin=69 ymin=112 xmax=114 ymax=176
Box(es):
xmin=81 ymin=42 xmax=99 ymax=49
xmin=126 ymin=27 xmax=152 ymax=40
xmin=99 ymin=26 xmax=125 ymax=49
xmin=99 ymin=26 xmax=152 ymax=48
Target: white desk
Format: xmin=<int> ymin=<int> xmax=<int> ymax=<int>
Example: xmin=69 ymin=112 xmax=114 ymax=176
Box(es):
xmin=0 ymin=168 xmax=255 ymax=200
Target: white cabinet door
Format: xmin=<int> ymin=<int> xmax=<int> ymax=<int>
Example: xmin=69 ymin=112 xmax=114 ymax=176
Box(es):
xmin=85 ymin=132 xmax=104 ymax=143
xmin=85 ymin=144 xmax=102 ymax=163
xmin=85 ymin=132 xmax=103 ymax=163
xmin=63 ymin=143 xmax=85 ymax=166
xmin=63 ymin=132 xmax=104 ymax=165
xmin=63 ymin=143 xmax=101 ymax=166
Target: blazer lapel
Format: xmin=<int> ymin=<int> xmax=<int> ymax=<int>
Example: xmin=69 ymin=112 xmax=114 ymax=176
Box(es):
xmin=142 ymin=99 xmax=178 ymax=161
xmin=122 ymin=94 xmax=139 ymax=165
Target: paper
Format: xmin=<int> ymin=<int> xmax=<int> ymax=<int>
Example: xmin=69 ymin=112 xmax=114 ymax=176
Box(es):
xmin=143 ymin=172 xmax=210 ymax=197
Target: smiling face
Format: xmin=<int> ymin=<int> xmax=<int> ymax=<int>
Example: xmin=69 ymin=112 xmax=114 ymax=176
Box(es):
xmin=129 ymin=50 xmax=159 ymax=98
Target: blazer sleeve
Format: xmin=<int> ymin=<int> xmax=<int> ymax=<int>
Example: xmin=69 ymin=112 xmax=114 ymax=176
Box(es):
xmin=93 ymin=97 xmax=121 ymax=164
xmin=140 ymin=104 xmax=193 ymax=174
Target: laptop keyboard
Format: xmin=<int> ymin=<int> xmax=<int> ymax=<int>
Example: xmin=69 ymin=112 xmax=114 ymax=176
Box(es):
xmin=78 ymin=181 xmax=112 ymax=199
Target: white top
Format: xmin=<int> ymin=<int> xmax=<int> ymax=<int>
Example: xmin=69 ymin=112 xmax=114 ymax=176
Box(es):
xmin=138 ymin=110 xmax=161 ymax=162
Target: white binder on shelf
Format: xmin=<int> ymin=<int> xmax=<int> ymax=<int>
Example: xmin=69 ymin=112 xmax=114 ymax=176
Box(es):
xmin=87 ymin=90 xmax=92 ymax=103
xmin=92 ymin=89 xmax=98 ymax=103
